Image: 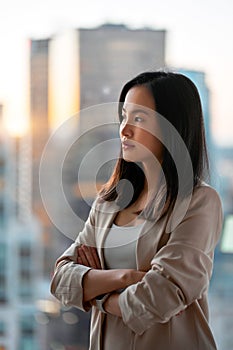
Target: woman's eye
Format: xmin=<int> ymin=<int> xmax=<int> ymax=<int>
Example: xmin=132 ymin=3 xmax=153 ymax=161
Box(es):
xmin=134 ymin=116 xmax=144 ymax=122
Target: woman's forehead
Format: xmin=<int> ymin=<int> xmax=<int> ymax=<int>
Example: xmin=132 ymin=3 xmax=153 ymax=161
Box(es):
xmin=123 ymin=85 xmax=156 ymax=112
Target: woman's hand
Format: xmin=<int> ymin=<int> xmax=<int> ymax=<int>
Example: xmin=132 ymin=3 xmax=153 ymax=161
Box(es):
xmin=77 ymin=245 xmax=101 ymax=269
xmin=90 ymin=293 xmax=122 ymax=317
xmin=104 ymin=293 xmax=122 ymax=317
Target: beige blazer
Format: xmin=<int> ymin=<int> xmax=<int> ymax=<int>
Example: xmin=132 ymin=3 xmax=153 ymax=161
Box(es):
xmin=51 ymin=184 xmax=223 ymax=350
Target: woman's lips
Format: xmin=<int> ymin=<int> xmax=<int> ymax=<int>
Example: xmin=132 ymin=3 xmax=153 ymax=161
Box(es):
xmin=121 ymin=141 xmax=135 ymax=150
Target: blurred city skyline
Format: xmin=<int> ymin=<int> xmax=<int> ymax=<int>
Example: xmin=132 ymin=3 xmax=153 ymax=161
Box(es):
xmin=0 ymin=0 xmax=233 ymax=144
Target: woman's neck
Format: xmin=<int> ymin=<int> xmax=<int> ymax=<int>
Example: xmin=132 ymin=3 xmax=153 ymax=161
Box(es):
xmin=142 ymin=159 xmax=162 ymax=199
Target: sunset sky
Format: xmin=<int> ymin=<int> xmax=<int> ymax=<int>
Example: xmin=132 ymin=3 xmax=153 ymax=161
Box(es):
xmin=0 ymin=0 xmax=232 ymax=145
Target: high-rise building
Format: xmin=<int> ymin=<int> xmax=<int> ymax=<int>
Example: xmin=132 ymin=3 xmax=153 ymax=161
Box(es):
xmin=30 ymin=39 xmax=50 ymax=161
xmin=0 ymin=105 xmax=43 ymax=350
xmin=78 ymin=23 xmax=165 ymax=109
xmin=30 ymin=38 xmax=51 ymax=230
xmin=30 ymin=38 xmax=56 ymax=277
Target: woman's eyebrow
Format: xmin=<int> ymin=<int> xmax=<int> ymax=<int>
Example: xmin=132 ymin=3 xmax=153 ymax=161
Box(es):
xmin=122 ymin=107 xmax=150 ymax=115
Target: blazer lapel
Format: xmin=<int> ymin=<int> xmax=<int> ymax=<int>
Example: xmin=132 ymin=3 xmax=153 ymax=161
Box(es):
xmin=95 ymin=201 xmax=120 ymax=268
xmin=136 ymin=216 xmax=170 ymax=271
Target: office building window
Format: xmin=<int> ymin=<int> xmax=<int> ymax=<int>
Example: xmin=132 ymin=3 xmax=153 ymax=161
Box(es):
xmin=0 ymin=244 xmax=7 ymax=303
xmin=0 ymin=320 xmax=5 ymax=336
xmin=0 ymin=205 xmax=4 ymax=227
xmin=18 ymin=243 xmax=32 ymax=300
xmin=19 ymin=314 xmax=37 ymax=350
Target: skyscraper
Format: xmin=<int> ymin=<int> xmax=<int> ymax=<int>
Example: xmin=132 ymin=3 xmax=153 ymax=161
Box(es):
xmin=30 ymin=38 xmax=55 ymax=277
xmin=0 ymin=106 xmax=42 ymax=350
xmin=78 ymin=23 xmax=166 ymax=109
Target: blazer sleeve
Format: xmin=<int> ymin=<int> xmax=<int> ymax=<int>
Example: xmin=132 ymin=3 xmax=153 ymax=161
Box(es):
xmin=50 ymin=199 xmax=98 ymax=312
xmin=118 ymin=186 xmax=223 ymax=334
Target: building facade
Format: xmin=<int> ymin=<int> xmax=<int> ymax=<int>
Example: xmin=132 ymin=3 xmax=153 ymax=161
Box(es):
xmin=79 ymin=23 xmax=165 ymax=108
xmin=0 ymin=106 xmax=42 ymax=350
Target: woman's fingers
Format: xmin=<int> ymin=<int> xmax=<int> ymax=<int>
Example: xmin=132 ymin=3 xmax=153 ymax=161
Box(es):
xmin=82 ymin=245 xmax=96 ymax=268
xmin=77 ymin=245 xmax=101 ymax=269
xmin=77 ymin=257 xmax=83 ymax=265
xmin=77 ymin=246 xmax=89 ymax=266
xmin=90 ymin=246 xmax=101 ymax=269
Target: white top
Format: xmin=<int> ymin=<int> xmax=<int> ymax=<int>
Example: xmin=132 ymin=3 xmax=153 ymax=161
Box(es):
xmin=103 ymin=223 xmax=144 ymax=269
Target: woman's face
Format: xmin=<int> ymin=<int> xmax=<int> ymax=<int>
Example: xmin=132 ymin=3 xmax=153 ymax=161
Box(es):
xmin=119 ymin=85 xmax=164 ymax=165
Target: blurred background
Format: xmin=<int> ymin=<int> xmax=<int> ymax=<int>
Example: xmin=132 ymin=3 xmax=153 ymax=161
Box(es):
xmin=0 ymin=0 xmax=233 ymax=349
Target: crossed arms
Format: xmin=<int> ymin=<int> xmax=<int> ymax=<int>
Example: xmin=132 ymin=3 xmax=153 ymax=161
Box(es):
xmin=77 ymin=244 xmax=146 ymax=316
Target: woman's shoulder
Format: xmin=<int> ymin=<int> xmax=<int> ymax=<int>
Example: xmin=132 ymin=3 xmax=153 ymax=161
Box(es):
xmin=187 ymin=182 xmax=223 ymax=221
xmin=192 ymin=182 xmax=222 ymax=205
xmin=165 ymin=183 xmax=223 ymax=233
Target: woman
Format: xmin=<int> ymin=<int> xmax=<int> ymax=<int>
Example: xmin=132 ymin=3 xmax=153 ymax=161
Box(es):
xmin=51 ymin=71 xmax=223 ymax=350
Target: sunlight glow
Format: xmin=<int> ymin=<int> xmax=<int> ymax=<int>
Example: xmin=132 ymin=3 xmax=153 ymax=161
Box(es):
xmin=3 ymin=39 xmax=30 ymax=137
xmin=48 ymin=29 xmax=80 ymax=131
xmin=5 ymin=108 xmax=29 ymax=137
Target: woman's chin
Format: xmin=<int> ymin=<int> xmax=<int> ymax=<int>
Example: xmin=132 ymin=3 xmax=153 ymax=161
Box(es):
xmin=122 ymin=155 xmax=136 ymax=163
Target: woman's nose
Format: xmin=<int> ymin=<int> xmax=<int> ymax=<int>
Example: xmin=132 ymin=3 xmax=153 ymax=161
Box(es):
xmin=120 ymin=122 xmax=133 ymax=138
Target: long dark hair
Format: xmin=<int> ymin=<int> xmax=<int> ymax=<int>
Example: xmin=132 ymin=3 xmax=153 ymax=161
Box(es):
xmin=99 ymin=71 xmax=209 ymax=217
